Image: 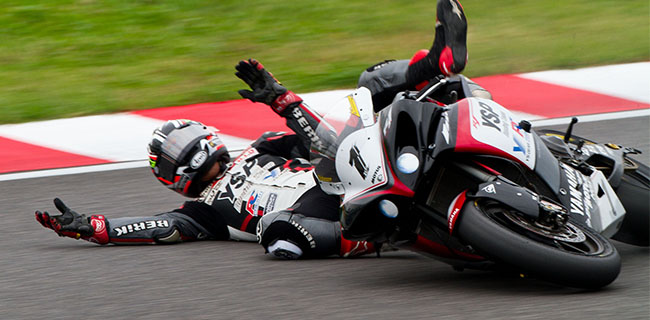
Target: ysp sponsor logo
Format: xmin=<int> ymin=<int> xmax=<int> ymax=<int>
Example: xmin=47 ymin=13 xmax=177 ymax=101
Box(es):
xmin=114 ymin=220 xmax=170 ymax=237
xmin=479 ymin=101 xmax=501 ymax=132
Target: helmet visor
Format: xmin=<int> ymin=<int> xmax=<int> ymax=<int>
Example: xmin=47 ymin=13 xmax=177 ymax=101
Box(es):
xmin=161 ymin=124 xmax=208 ymax=164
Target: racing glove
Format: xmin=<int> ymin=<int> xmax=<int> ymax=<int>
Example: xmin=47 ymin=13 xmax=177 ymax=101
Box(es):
xmin=235 ymin=58 xmax=302 ymax=115
xmin=35 ymin=198 xmax=109 ymax=244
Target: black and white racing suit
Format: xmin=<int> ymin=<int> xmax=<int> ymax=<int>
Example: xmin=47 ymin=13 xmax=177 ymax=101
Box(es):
xmin=99 ymin=95 xmax=359 ymax=258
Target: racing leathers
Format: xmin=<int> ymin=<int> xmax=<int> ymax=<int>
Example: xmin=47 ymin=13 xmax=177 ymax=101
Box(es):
xmin=35 ymin=74 xmax=375 ymax=258
xmin=359 ymin=57 xmax=492 ymax=111
xmin=359 ymin=0 xmax=491 ymax=110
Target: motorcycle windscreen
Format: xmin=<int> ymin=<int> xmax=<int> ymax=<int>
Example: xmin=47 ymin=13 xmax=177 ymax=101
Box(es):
xmin=310 ymin=87 xmax=376 ymax=195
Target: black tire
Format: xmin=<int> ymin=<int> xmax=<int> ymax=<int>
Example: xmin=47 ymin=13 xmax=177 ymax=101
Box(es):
xmin=457 ymin=199 xmax=621 ymax=289
xmin=612 ymin=157 xmax=650 ymax=246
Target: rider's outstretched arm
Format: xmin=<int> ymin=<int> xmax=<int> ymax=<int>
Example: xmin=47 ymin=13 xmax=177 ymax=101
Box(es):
xmin=235 ymin=59 xmax=325 ymax=157
xmin=35 ymin=198 xmax=229 ymax=245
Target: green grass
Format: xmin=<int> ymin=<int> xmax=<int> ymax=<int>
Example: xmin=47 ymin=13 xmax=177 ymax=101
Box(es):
xmin=1 ymin=0 xmax=648 ymax=123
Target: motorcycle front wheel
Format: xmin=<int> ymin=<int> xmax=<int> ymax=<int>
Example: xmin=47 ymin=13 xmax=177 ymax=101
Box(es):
xmin=457 ymin=199 xmax=621 ymax=289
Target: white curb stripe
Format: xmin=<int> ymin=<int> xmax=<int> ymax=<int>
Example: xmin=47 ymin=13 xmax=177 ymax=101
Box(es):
xmin=0 ymin=113 xmax=165 ymax=161
xmin=0 ymin=161 xmax=150 ymax=181
xmin=519 ymin=62 xmax=650 ymax=104
xmin=0 ymin=113 xmax=253 ymax=162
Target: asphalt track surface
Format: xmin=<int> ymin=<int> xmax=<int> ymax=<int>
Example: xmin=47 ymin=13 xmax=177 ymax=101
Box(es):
xmin=2 ymin=117 xmax=648 ymax=320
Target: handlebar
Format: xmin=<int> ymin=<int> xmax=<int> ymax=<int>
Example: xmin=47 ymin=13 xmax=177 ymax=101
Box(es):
xmin=415 ymin=77 xmax=448 ymax=102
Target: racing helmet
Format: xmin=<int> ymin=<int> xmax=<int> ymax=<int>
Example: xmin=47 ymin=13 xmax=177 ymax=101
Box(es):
xmin=147 ymin=119 xmax=230 ymax=197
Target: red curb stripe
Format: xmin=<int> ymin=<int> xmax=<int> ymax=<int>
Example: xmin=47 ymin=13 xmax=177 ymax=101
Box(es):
xmin=132 ymin=100 xmax=289 ymax=140
xmin=0 ymin=136 xmax=110 ymax=174
xmin=473 ymin=75 xmax=649 ymax=118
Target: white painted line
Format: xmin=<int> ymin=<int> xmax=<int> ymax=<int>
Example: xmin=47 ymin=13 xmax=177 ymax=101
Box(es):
xmin=0 ymin=161 xmax=150 ymax=181
xmin=0 ymin=112 xmax=253 ymax=162
xmin=0 ymin=113 xmax=166 ymax=161
xmin=0 ymin=149 xmax=249 ymax=182
xmin=531 ymin=108 xmax=650 ymax=127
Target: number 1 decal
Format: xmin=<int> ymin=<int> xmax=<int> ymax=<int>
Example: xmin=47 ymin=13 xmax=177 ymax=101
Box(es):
xmin=349 ymin=145 xmax=369 ymax=179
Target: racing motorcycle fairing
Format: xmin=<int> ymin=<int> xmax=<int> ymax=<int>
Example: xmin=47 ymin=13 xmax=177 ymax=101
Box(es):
xmin=311 ymin=87 xmax=377 ymax=196
xmin=377 ymin=97 xmax=447 ymax=190
xmin=454 ymin=98 xmax=537 ymax=169
xmin=312 ymin=87 xmax=419 ymax=241
xmin=441 ymin=98 xmax=562 ymax=197
xmin=538 ymin=129 xmax=631 ymax=188
xmin=557 ymin=162 xmax=626 ymax=236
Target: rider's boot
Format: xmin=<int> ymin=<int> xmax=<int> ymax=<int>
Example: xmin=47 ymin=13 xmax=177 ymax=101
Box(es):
xmin=339 ymin=237 xmax=376 ymax=258
xmin=406 ymin=0 xmax=468 ymax=87
xmin=258 ymin=210 xmax=378 ymax=259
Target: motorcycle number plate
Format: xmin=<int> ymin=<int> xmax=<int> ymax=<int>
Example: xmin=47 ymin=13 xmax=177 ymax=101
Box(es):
xmin=336 ymin=123 xmax=388 ymax=204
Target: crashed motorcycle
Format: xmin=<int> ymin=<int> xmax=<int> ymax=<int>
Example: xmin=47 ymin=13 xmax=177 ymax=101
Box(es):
xmin=309 ymin=76 xmax=649 ymax=289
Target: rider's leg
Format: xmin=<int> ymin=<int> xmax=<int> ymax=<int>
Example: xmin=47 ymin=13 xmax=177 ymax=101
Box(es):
xmin=256 ymin=187 xmax=376 ymax=259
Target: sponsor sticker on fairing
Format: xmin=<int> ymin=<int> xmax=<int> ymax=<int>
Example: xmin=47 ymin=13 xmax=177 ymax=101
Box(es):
xmin=468 ymin=98 xmax=536 ymax=169
xmin=481 ymin=184 xmax=496 ymax=194
xmin=560 ymin=163 xmax=593 ymax=226
xmin=447 ymin=191 xmax=467 ymax=234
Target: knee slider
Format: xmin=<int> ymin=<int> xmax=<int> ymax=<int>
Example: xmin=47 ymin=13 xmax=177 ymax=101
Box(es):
xmin=257 ymin=211 xmax=341 ymax=258
xmin=154 ymin=228 xmax=182 ymax=244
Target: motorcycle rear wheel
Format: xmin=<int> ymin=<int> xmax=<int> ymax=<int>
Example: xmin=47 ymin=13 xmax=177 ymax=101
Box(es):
xmin=612 ymin=157 xmax=650 ymax=246
xmin=457 ymin=199 xmax=621 ymax=289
